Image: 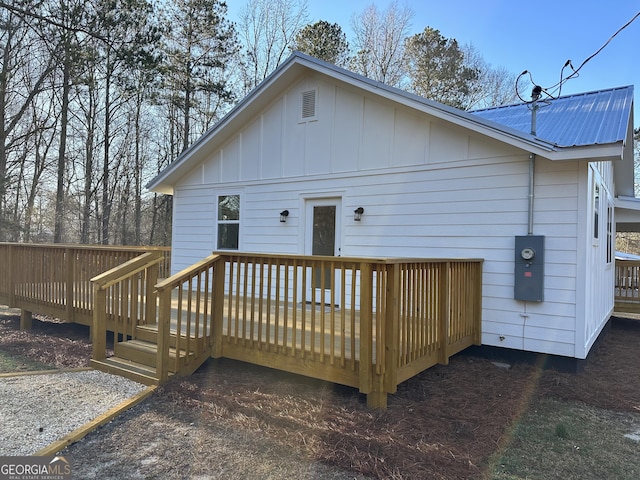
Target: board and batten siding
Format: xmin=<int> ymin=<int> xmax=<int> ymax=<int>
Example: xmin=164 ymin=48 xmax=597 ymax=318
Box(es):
xmin=169 ymin=73 xmax=599 ymax=358
xmin=575 ymin=161 xmax=615 ymax=359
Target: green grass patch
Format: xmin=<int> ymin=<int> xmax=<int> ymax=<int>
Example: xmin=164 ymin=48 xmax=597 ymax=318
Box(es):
xmin=0 ymin=348 xmax=53 ymax=373
xmin=492 ymin=398 xmax=640 ymax=480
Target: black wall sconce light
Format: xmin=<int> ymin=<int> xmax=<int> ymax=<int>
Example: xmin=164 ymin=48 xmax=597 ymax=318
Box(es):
xmin=280 ymin=210 xmax=290 ymax=223
xmin=354 ymin=207 xmax=364 ymax=221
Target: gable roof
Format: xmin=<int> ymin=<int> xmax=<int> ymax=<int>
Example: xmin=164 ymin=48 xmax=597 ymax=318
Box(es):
xmin=471 ymin=86 xmax=634 ymax=148
xmin=148 ymin=52 xmax=634 ymax=195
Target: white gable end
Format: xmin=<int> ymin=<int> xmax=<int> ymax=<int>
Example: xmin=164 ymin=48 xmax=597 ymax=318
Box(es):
xmin=175 ymin=75 xmax=526 ymax=189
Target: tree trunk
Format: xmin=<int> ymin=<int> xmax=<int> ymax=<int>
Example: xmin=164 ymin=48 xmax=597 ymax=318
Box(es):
xmin=134 ymin=90 xmax=142 ymax=245
xmin=54 ymin=51 xmax=71 ymax=244
xmin=101 ymin=51 xmax=111 ymax=245
xmin=81 ymin=83 xmax=96 ymax=244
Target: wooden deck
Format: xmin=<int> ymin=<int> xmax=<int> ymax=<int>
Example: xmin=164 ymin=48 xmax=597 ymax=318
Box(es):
xmin=0 ymin=244 xmax=483 ymax=408
xmin=615 ymin=260 xmax=640 ymax=314
xmin=0 ymin=243 xmax=171 ymax=327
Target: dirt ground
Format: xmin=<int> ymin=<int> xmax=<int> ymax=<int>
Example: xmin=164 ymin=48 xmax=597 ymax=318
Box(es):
xmin=1 ymin=310 xmax=639 ymax=479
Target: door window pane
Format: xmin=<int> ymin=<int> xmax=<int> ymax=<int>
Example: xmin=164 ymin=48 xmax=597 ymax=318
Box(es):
xmin=312 ymin=205 xmax=336 ymax=289
xmin=312 ymin=206 xmax=336 ymax=256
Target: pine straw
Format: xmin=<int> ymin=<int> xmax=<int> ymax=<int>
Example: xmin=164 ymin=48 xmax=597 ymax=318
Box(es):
xmin=0 ymin=313 xmax=95 ymax=368
xmin=1 ymin=308 xmax=639 ymax=480
xmin=162 ymin=354 xmax=540 ymax=479
xmin=535 ymin=316 xmax=640 ymax=413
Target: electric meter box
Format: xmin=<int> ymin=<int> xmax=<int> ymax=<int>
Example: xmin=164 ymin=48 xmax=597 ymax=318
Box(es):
xmin=514 ymin=235 xmax=544 ymax=302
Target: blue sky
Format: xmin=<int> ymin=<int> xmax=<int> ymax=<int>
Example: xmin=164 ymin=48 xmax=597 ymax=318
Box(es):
xmin=227 ymin=0 xmax=640 ymax=124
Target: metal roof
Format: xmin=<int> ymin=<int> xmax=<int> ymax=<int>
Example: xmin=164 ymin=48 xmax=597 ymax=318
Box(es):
xmin=471 ymin=85 xmax=633 ymax=147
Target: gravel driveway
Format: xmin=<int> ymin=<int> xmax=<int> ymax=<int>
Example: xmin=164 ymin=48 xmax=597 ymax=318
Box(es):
xmin=0 ymin=369 xmax=146 ymax=456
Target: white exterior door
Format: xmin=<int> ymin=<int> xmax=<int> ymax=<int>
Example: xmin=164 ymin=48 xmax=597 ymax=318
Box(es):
xmin=305 ymin=198 xmax=341 ymax=304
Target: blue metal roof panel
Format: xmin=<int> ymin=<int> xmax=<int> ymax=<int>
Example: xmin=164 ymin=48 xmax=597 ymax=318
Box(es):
xmin=471 ymin=85 xmax=633 ymax=147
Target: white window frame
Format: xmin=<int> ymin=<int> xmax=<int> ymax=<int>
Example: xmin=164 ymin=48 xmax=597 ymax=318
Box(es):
xmin=592 ymin=180 xmax=600 ymax=245
xmin=216 ymin=193 xmax=241 ymax=251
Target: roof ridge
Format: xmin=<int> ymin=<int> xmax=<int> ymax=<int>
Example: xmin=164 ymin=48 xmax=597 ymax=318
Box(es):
xmin=472 ymin=85 xmax=634 ymax=114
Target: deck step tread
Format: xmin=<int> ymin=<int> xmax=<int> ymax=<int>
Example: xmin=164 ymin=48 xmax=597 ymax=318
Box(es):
xmin=90 ymin=357 xmax=167 ymax=386
xmin=120 ymin=339 xmax=197 ymax=357
xmin=136 ymin=324 xmax=202 ymax=336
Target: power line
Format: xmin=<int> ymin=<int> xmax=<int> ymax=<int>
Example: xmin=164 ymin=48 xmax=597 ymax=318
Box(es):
xmin=516 ymin=10 xmax=640 ymax=102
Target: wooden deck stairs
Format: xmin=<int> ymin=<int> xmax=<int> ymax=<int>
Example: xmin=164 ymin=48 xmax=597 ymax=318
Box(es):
xmin=91 ymin=324 xmax=211 ymax=386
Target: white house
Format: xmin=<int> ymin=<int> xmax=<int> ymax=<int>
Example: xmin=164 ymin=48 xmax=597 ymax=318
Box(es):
xmin=148 ymin=52 xmax=636 ymax=366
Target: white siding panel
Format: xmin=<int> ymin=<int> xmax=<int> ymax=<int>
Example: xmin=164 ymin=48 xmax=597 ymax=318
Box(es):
xmin=171 ymin=187 xmax=215 ymax=274
xmin=525 ymin=338 xmax=574 ymax=357
xmin=203 ymin=151 xmax=221 ymax=183
xmin=240 ymin=118 xmax=261 ymax=179
xmin=468 ymin=135 xmax=514 ymax=160
xmin=305 ymin=120 xmax=331 ymax=175
xmin=262 ymin=100 xmax=284 ymax=179
xmin=392 ymin=109 xmax=428 ymax=167
xmin=179 ymin=164 xmax=203 ymax=186
xmin=361 ymin=99 xmax=393 ymax=170
xmin=429 ymin=122 xmax=469 ymax=163
xmin=331 ymin=87 xmax=362 ymax=172
xmin=482 ymin=321 xmax=525 ymax=349
xmin=221 ymin=136 xmax=240 ymax=182
xmin=526 ymin=313 xmax=576 ymax=331
xmin=282 ymin=98 xmax=306 ymax=177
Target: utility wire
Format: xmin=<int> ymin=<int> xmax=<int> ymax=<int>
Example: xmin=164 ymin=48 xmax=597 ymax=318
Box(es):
xmin=516 ymin=10 xmax=640 ymax=102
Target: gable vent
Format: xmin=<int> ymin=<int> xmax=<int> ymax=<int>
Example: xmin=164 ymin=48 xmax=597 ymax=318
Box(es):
xmin=300 ymin=89 xmax=317 ymax=120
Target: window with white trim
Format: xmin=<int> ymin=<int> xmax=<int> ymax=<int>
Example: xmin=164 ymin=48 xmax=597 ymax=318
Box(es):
xmin=217 ymin=194 xmax=240 ymax=250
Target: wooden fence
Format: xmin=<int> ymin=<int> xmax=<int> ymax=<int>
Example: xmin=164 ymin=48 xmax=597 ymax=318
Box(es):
xmin=111 ymin=252 xmax=482 ymax=408
xmin=0 ymin=243 xmax=170 ymax=326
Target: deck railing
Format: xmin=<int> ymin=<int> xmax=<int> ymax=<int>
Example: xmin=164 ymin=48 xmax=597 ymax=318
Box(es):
xmin=91 ymin=252 xmax=164 ymax=362
xmin=154 ymin=255 xmax=222 ymax=381
xmin=151 ymin=252 xmax=483 ymax=407
xmin=0 ymin=243 xmax=170 ymax=326
xmin=615 ymin=259 xmax=640 ymax=313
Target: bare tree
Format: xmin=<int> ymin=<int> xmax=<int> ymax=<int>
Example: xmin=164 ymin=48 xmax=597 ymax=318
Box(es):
xmin=349 ymin=1 xmax=413 ymax=87
xmin=21 ymin=100 xmax=57 ymax=242
xmin=237 ymin=0 xmax=308 ymax=94
xmin=0 ymin=4 xmax=55 ymax=240
xmin=461 ymin=44 xmax=518 ymax=110
xmin=44 ymin=0 xmax=89 ymax=244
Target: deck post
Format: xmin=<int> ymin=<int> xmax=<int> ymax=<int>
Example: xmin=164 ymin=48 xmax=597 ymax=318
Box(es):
xmin=438 ymin=262 xmax=451 ymax=365
xmin=8 ymin=244 xmax=15 ymax=307
xmin=92 ymin=285 xmax=107 ymax=361
xmin=156 ymin=286 xmax=171 ymax=382
xmin=384 ymin=263 xmax=400 ymax=395
xmin=358 ymin=262 xmax=375 ymax=402
xmin=212 ymin=258 xmax=225 ymax=358
xmin=20 ymin=310 xmax=32 ymax=330
xmin=144 ymin=261 xmax=159 ymax=324
xmin=473 ymin=262 xmax=483 ymax=346
xmin=65 ymin=248 xmax=75 ymax=323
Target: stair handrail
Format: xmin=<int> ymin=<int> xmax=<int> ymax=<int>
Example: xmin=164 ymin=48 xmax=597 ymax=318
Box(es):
xmin=154 ymin=254 xmax=222 ymax=381
xmin=91 ymin=251 xmax=164 ymax=362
